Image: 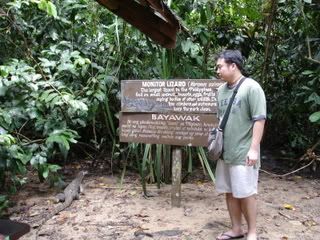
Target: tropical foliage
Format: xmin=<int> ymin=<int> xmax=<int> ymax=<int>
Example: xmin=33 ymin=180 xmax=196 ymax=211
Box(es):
xmin=0 ymin=0 xmax=319 ymax=214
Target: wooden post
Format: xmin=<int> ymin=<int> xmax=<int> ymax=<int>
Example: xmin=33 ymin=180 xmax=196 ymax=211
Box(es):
xmin=171 ymin=147 xmax=182 ymax=207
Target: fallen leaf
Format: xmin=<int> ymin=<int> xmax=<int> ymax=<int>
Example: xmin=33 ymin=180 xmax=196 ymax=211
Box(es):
xmin=293 ymin=175 xmax=302 ymax=180
xmin=281 ymin=236 xmax=288 ymax=240
xmin=29 ymin=210 xmax=41 ymax=217
xmin=301 ymin=196 xmax=311 ymax=200
xmin=289 ymin=220 xmax=302 ymax=226
xmin=303 ymin=219 xmax=318 ymax=227
xmin=283 ymin=204 xmax=295 ymax=210
xmin=100 ymin=183 xmax=111 ymax=187
xmin=196 ymin=181 xmax=203 ymax=185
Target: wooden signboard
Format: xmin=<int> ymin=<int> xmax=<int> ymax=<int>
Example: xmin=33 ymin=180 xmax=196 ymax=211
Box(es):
xmin=121 ymin=80 xmax=221 ymax=113
xmin=120 ymin=79 xmax=222 ymax=147
xmin=120 ymin=79 xmax=222 ymax=207
xmin=120 ymin=113 xmax=218 ymax=147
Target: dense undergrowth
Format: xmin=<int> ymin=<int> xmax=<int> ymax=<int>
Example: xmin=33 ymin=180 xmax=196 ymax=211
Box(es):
xmin=0 ymin=0 xmax=319 ymax=215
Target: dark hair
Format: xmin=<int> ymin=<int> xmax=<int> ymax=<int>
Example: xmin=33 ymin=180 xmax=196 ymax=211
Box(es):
xmin=216 ymin=50 xmax=244 ymax=72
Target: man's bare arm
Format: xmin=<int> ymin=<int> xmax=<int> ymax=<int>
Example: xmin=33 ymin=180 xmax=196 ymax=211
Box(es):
xmin=246 ymin=119 xmax=265 ymax=166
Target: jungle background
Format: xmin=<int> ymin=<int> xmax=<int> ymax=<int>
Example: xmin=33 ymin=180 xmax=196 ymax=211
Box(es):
xmin=0 ymin=0 xmax=319 ymax=225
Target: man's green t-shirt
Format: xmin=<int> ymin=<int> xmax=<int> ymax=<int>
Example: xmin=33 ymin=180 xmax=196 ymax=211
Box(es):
xmin=217 ymin=78 xmax=266 ymax=166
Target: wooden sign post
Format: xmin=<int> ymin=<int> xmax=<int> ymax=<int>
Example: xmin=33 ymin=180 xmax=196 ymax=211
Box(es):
xmin=171 ymin=147 xmax=182 ymax=207
xmin=120 ymin=79 xmax=222 ymax=207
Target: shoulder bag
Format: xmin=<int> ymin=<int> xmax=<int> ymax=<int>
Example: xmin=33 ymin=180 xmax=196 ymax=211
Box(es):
xmin=207 ymin=77 xmax=246 ymax=161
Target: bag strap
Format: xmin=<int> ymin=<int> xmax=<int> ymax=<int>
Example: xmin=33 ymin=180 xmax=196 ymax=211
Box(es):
xmin=219 ymin=76 xmax=246 ymax=130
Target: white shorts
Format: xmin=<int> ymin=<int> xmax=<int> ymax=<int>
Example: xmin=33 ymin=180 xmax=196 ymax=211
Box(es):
xmin=215 ymin=159 xmax=259 ymax=198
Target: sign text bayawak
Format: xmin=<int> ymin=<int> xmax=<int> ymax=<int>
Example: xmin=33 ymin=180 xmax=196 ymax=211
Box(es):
xmin=120 ymin=79 xmax=222 ymax=146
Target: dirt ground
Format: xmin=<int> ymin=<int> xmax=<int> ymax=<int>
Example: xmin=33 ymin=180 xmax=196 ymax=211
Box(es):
xmin=7 ymin=167 xmax=320 ymax=240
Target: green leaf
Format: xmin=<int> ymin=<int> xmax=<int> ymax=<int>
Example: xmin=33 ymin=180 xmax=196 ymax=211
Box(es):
xmin=16 ymin=160 xmax=27 ymax=174
xmin=0 ymin=86 xmax=7 ymax=96
xmin=57 ymin=63 xmax=75 ymax=72
xmin=30 ymin=153 xmax=47 ymax=166
xmin=69 ymin=100 xmax=88 ymax=112
xmin=0 ymin=111 xmax=12 ymax=125
xmin=309 ymin=111 xmax=320 ymax=123
xmin=181 ymin=40 xmax=192 ymax=53
xmin=47 ymin=1 xmax=57 ymax=18
xmin=42 ymin=167 xmax=49 ymax=179
xmin=302 ymin=70 xmax=314 ymax=75
xmin=38 ymin=0 xmax=48 ymax=12
xmin=190 ymin=44 xmax=200 ymax=57
xmin=39 ymin=58 xmax=57 ymax=68
xmin=305 ymin=93 xmax=320 ymax=105
xmin=46 ymin=129 xmax=78 ymax=160
xmin=46 ymin=134 xmax=70 ymax=150
xmin=0 ymin=134 xmax=15 ymax=146
xmin=45 ymin=92 xmax=59 ymax=103
xmin=49 ymin=95 xmax=62 ymax=108
xmin=48 ymin=164 xmax=61 ymax=172
xmin=38 ymin=0 xmax=58 ymax=18
xmin=198 ymin=147 xmax=215 ymax=183
xmin=40 ymin=89 xmax=55 ymax=101
xmin=20 ymin=152 xmax=32 ymax=165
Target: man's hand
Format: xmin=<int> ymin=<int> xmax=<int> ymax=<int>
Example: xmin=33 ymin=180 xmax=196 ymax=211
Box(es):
xmin=246 ymin=149 xmax=259 ymax=166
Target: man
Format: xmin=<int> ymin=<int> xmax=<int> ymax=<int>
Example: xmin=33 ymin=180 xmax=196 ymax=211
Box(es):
xmin=215 ymin=50 xmax=266 ymax=240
